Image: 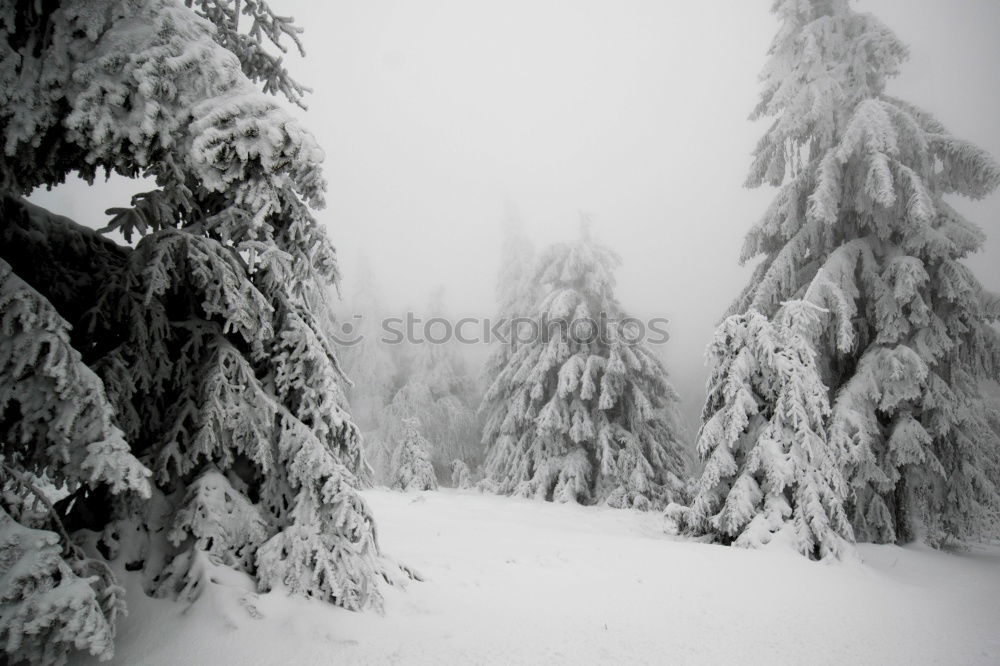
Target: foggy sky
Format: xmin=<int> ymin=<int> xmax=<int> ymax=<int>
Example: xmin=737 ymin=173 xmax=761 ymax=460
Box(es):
xmin=29 ymin=0 xmax=1000 ymax=425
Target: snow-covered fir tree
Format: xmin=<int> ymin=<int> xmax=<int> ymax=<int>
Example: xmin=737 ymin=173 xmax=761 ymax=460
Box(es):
xmin=0 ymin=2 xmax=398 ymax=661
xmin=373 ymin=382 xmax=437 ymax=487
xmin=450 ymin=459 xmax=473 ymax=489
xmin=667 ymin=302 xmax=854 ymax=560
xmin=388 ymin=418 xmax=438 ymax=492
xmin=731 ymin=0 xmax=1000 ymax=545
xmin=480 ymin=220 xmax=687 ymax=509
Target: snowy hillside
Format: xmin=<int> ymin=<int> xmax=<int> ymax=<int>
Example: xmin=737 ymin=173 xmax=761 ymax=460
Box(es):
xmin=80 ymin=490 xmax=1000 ymax=665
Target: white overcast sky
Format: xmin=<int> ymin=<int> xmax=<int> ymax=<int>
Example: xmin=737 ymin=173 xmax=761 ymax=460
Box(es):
xmin=31 ymin=0 xmax=1000 ymax=423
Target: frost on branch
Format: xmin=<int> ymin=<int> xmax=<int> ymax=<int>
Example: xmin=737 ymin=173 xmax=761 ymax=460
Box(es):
xmin=187 ymin=0 xmax=312 ymax=108
xmin=669 ymin=304 xmax=854 ymax=560
xmin=731 ymin=0 xmax=1000 ymax=544
xmin=480 ymin=221 xmax=687 ymax=509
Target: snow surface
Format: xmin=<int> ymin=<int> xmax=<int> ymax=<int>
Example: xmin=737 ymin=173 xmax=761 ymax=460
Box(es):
xmin=79 ymin=489 xmax=1000 ymax=665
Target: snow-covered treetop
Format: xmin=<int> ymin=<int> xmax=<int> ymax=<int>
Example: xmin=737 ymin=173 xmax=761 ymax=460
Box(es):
xmin=737 ymin=0 xmax=1000 ymax=321
xmin=750 ymin=0 xmax=907 ymax=175
xmin=533 ymin=217 xmax=622 ymax=322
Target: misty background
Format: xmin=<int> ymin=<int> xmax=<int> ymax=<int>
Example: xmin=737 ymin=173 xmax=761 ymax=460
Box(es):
xmin=29 ymin=0 xmax=1000 ymax=426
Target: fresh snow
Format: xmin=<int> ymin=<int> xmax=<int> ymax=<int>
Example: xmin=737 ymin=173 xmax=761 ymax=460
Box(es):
xmin=79 ymin=490 xmax=1000 ymax=665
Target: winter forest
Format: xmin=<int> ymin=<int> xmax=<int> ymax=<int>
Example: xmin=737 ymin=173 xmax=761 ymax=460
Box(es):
xmin=1 ymin=0 xmax=999 ymax=664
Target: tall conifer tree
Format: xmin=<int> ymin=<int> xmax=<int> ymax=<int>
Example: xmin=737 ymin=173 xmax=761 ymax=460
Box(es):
xmin=731 ymin=0 xmax=1000 ymax=544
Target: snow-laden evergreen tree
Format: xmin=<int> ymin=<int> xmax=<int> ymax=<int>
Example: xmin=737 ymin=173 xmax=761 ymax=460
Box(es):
xmin=1 ymin=3 xmax=398 ymax=661
xmin=450 ymin=459 xmax=473 ymax=489
xmin=388 ymin=418 xmax=437 ymax=492
xmin=373 ymin=382 xmax=436 ymax=487
xmin=480 ymin=220 xmax=687 ymax=509
xmin=667 ymin=302 xmax=854 ymax=560
xmin=731 ymin=0 xmax=1000 ymax=545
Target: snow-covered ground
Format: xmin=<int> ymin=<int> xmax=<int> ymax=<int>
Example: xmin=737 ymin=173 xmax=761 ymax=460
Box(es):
xmin=83 ymin=489 xmax=1000 ymax=665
